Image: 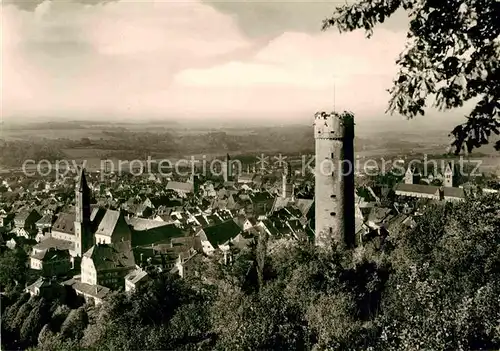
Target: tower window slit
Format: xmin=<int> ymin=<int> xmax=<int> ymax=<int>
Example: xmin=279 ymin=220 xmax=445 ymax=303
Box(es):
xmin=330 ymin=194 xmax=337 ymax=199
xmin=330 ymin=212 xmax=336 ymax=216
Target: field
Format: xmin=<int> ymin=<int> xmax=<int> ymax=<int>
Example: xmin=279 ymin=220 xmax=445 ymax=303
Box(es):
xmin=1 ymin=120 xmax=499 ymax=176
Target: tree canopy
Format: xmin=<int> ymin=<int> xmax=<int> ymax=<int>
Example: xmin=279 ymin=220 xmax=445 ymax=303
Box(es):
xmin=3 ymin=194 xmax=500 ymax=350
xmin=323 ymin=0 xmax=500 ymax=153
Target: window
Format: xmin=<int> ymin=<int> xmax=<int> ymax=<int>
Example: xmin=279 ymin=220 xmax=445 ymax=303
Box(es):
xmin=330 ymin=212 xmax=336 ymax=216
xmin=330 ymin=194 xmax=337 ymax=199
xmin=331 ymin=153 xmax=334 ymax=158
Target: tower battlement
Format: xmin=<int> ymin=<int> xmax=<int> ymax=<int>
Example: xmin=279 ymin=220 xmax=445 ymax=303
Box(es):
xmin=314 ymin=111 xmax=354 ymax=140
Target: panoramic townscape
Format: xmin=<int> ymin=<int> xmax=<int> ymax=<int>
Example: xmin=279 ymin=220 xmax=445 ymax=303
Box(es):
xmin=1 ymin=0 xmax=500 ymax=350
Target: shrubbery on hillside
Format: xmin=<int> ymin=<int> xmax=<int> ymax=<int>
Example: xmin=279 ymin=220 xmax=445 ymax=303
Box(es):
xmin=2 ymin=194 xmax=500 ymax=350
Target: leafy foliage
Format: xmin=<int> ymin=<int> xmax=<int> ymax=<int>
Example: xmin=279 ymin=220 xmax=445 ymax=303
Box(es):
xmin=0 ymin=247 xmax=28 ymax=292
xmin=3 ymin=194 xmax=500 ymax=350
xmin=20 ymin=298 xmax=51 ymax=346
xmin=381 ymin=193 xmax=500 ymax=350
xmin=323 ymin=0 xmax=500 ymax=153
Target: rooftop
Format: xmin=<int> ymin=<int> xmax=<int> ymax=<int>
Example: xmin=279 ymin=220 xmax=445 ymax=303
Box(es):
xmin=131 ymin=223 xmax=185 ymax=247
xmin=95 ymin=210 xmax=128 ymax=237
xmin=201 ymin=219 xmax=242 ymax=247
xmin=124 ymin=268 xmax=148 ymax=284
xmin=394 ymin=183 xmax=440 ymax=195
xmin=84 ymin=240 xmax=135 ymax=271
xmin=52 ymin=213 xmax=76 ymax=235
xmin=33 ymin=237 xmax=75 ymax=252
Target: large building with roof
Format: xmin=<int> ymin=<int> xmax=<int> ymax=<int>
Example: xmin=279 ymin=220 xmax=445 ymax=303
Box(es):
xmin=30 ymin=169 xmax=134 ymax=270
xmin=394 ymin=183 xmax=441 ymax=199
xmin=81 ymin=240 xmax=136 ymax=290
xmin=395 ymin=163 xmax=466 ymax=202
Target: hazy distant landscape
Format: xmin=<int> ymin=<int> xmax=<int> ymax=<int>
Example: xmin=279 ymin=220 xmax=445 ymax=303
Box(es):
xmin=1 ymin=118 xmax=499 ymax=173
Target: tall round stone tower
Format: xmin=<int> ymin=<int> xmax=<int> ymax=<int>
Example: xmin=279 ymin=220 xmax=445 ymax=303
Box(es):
xmin=314 ymin=111 xmax=355 ymax=248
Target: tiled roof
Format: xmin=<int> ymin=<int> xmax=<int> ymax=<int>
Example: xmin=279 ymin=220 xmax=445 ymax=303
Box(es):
xmin=394 ymin=183 xmax=440 ymax=195
xmin=125 ymin=268 xmax=148 ymax=284
xmin=91 ymin=207 xmax=107 ymax=230
xmin=259 ymin=220 xmax=280 ymax=236
xmin=95 ymin=210 xmax=122 ymax=237
xmin=16 ymin=209 xmax=37 ymax=222
xmin=30 ymin=250 xmax=47 ymax=260
xmin=127 ymin=218 xmax=168 ymax=231
xmin=36 ymin=214 xmax=53 ymax=226
xmin=26 ymin=277 xmax=53 ymax=291
xmin=52 ymin=213 xmax=76 ymax=235
xmin=355 ymin=216 xmax=366 ymax=235
xmin=151 ymin=197 xmax=182 ymax=208
xmin=33 ymin=237 xmax=75 ymax=251
xmin=84 ymin=241 xmax=135 ymax=271
xmin=367 ymin=207 xmax=393 ymax=224
xmin=65 ymin=279 xmax=111 ymax=300
xmin=41 ymin=248 xmax=71 ymax=262
xmin=201 ymin=220 xmax=242 ymax=247
xmin=131 ymin=223 xmax=184 ymax=247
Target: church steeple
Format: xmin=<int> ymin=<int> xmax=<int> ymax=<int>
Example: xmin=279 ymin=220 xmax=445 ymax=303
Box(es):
xmin=75 ymin=168 xmax=91 ymax=224
xmin=74 ymin=167 xmax=93 ymax=257
xmin=77 ymin=167 xmax=90 ymax=193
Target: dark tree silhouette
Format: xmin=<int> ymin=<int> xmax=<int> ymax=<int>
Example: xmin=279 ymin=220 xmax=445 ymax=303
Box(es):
xmin=323 ymin=0 xmax=500 ymax=153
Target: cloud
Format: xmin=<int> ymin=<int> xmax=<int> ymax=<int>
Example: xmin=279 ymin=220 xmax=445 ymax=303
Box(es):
xmin=2 ymin=0 xmax=118 ymax=12
xmin=172 ymin=29 xmax=407 ymax=118
xmin=2 ymin=0 xmax=409 ymax=122
xmin=206 ymin=0 xmax=409 ymax=38
xmin=1 ymin=0 xmax=252 ymax=118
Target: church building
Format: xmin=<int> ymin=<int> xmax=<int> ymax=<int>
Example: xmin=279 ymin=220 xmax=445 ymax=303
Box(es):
xmin=30 ymin=168 xmax=133 ymax=271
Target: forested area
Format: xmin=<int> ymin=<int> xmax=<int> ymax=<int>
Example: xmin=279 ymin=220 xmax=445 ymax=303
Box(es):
xmin=2 ymin=194 xmax=500 ymax=350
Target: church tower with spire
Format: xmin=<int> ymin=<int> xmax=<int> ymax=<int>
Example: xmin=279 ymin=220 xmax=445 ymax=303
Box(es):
xmin=74 ymin=168 xmax=93 ymax=257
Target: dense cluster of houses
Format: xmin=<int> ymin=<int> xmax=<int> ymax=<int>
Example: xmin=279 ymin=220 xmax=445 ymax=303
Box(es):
xmin=1 ymin=157 xmax=498 ymax=305
xmin=1 ymin=163 xmax=317 ymax=304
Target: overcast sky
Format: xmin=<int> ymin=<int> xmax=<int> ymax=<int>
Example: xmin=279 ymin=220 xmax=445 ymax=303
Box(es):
xmin=2 ymin=0 xmax=419 ymax=123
